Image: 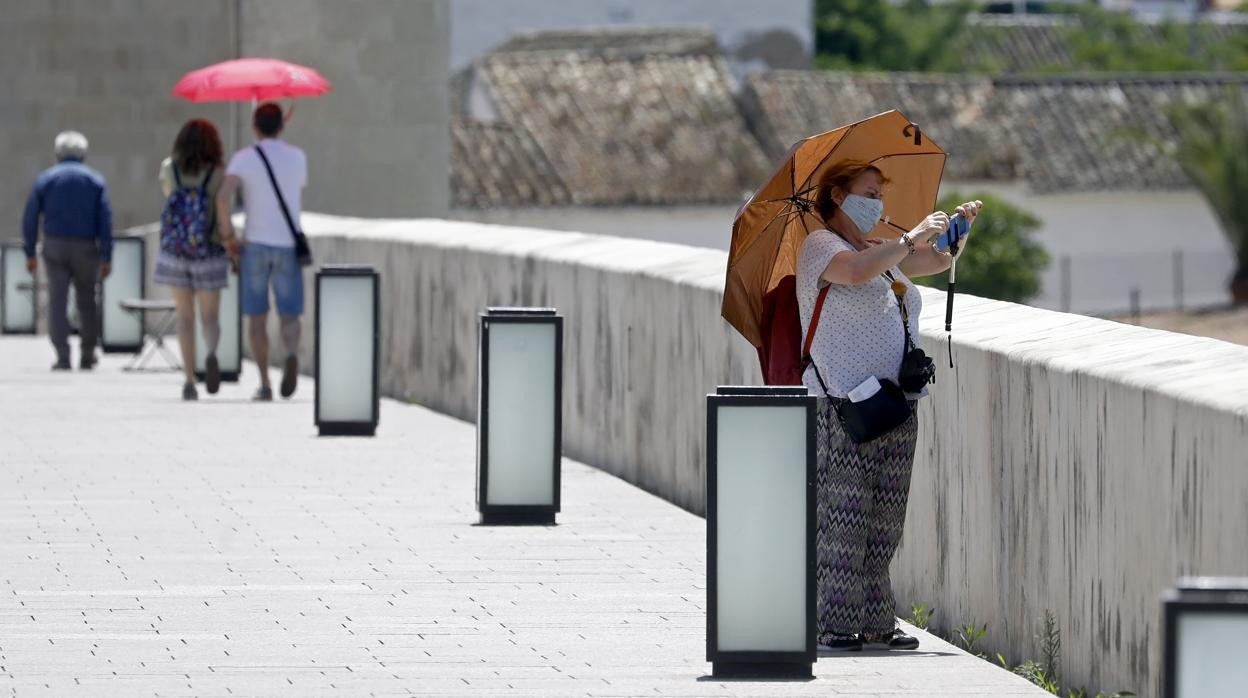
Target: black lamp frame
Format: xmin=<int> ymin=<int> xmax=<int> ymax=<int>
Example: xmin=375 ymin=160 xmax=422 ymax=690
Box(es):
xmin=706 ymin=385 xmax=817 ymax=679
xmin=1162 ymin=577 xmax=1248 ymax=697
xmin=314 ymin=265 xmax=380 ymax=437
xmin=476 ymin=308 xmax=563 ymax=526
xmin=100 ymin=235 xmax=146 ymax=353
xmin=193 ymin=275 xmax=242 ymax=383
xmin=1 ymin=241 xmax=37 ymax=335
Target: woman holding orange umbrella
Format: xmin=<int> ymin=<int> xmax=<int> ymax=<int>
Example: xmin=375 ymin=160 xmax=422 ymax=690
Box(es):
xmin=797 ymin=159 xmax=979 ymax=652
xmin=723 ymin=110 xmax=982 ymax=653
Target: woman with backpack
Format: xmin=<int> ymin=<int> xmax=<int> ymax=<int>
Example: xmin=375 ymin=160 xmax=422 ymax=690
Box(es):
xmin=154 ymin=118 xmax=235 ymax=400
xmin=797 ymin=159 xmax=981 ymax=652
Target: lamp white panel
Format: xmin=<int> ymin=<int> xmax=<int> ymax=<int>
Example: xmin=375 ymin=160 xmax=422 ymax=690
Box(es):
xmin=485 ymin=322 xmax=556 ymax=505
xmin=317 ymin=275 xmax=375 ymax=422
xmin=1178 ymin=613 xmax=1248 ymax=698
xmin=101 ymin=240 xmax=143 ymax=345
xmin=195 ymin=269 xmax=240 ymax=373
xmin=2 ymin=247 xmax=35 ymax=332
xmin=715 ymin=404 xmax=808 ymax=652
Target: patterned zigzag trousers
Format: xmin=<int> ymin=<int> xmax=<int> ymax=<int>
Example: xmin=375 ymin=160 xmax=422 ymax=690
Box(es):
xmin=815 ymin=397 xmax=919 ymax=640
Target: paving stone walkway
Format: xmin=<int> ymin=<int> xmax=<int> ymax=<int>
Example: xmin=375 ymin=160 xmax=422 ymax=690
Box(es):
xmin=0 ymin=337 xmax=1046 ymax=696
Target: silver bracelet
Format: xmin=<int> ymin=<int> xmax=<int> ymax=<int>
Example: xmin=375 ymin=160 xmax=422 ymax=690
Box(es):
xmin=900 ymin=234 xmax=917 ymax=255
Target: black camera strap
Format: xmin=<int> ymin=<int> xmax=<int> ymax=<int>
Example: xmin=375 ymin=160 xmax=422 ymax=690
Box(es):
xmin=883 ymin=270 xmax=916 ymax=353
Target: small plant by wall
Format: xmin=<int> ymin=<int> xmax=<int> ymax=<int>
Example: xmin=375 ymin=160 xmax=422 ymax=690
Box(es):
xmin=912 ymin=604 xmax=1136 ymax=698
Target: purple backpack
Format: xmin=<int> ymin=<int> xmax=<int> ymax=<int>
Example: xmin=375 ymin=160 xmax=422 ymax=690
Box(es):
xmin=160 ymin=164 xmax=218 ymax=259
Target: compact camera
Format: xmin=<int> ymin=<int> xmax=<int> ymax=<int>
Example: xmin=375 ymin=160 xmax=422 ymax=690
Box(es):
xmin=898 ymin=347 xmax=937 ymax=393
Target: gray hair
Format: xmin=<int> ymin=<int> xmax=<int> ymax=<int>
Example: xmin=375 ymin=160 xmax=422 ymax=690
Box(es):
xmin=53 ymin=131 xmax=89 ymax=161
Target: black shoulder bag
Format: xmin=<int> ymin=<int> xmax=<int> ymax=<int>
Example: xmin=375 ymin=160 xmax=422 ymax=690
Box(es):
xmin=808 ymin=272 xmax=931 ymax=444
xmin=254 ymin=145 xmax=312 ymax=267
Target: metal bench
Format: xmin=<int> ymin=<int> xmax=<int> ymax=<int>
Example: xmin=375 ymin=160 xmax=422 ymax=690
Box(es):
xmin=119 ymin=299 xmax=180 ymax=372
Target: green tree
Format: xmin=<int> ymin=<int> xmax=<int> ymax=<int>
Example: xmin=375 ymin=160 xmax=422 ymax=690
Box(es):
xmin=814 ymin=0 xmax=977 ymax=72
xmin=1164 ymin=90 xmax=1248 ymax=303
xmin=1061 ymin=5 xmax=1222 ymax=73
xmin=814 ymin=1 xmax=1248 ymax=74
xmin=913 ymin=192 xmax=1049 ymax=304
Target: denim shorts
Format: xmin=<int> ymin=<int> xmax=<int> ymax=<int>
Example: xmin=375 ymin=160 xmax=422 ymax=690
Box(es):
xmin=240 ymin=242 xmax=304 ymax=316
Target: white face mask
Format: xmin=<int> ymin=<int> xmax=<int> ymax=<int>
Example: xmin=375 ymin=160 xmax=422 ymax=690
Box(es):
xmin=840 ymin=194 xmax=884 ymax=235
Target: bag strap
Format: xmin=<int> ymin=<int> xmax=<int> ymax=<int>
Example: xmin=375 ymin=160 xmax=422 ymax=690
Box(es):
xmin=171 ymin=162 xmax=182 ymax=189
xmin=801 ymin=284 xmax=832 ymax=396
xmin=203 ymin=165 xmax=218 ymax=235
xmin=883 ymin=270 xmax=916 ymax=353
xmin=253 ymin=144 xmax=301 ymax=243
xmin=801 ymin=284 xmax=830 ymax=365
xmin=198 ymin=165 xmax=215 ymax=195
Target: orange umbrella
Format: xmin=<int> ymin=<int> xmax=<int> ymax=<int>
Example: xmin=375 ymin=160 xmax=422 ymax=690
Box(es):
xmin=723 ymin=110 xmax=947 ymax=347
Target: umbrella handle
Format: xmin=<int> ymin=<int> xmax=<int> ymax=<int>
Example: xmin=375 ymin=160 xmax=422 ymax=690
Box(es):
xmin=903 ymin=122 xmax=922 ymax=146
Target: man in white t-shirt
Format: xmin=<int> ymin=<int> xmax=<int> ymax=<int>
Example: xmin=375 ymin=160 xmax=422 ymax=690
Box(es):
xmin=216 ymin=103 xmax=308 ymax=402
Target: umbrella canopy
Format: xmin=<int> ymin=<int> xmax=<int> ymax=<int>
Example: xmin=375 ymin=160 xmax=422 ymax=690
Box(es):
xmin=723 ymin=110 xmax=947 ymax=347
xmin=172 ymin=58 xmax=331 ymax=103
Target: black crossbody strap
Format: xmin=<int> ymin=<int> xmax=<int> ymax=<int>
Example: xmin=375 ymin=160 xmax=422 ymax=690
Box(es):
xmin=253 ymin=145 xmax=301 ymax=243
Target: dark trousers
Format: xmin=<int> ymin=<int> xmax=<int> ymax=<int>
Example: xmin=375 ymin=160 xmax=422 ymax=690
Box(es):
xmin=42 ymin=236 xmax=99 ymax=363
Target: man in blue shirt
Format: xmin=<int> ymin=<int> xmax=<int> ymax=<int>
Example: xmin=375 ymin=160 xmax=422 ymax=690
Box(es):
xmin=22 ymin=131 xmax=113 ymax=370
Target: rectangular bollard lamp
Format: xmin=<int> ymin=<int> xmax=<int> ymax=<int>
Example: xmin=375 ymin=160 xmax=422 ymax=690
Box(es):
xmin=100 ymin=235 xmax=145 ymax=353
xmin=194 ymin=268 xmax=242 ymax=381
xmin=707 ymin=386 xmax=816 ymax=679
xmin=1163 ymin=577 xmax=1248 ymax=698
xmin=314 ymin=265 xmax=379 ymax=436
xmin=1 ymin=241 xmax=36 ymax=334
xmin=476 ymin=307 xmax=562 ymax=525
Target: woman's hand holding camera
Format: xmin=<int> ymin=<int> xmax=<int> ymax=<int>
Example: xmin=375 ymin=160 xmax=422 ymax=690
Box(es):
xmin=906 ymin=211 xmax=950 ymax=245
xmin=954 ymin=200 xmax=983 ymax=225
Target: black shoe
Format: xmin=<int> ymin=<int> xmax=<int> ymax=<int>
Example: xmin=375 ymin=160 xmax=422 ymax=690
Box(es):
xmin=863 ymin=628 xmax=920 ymax=651
xmin=205 ymin=354 xmax=220 ymax=394
xmin=51 ymin=360 xmax=71 ymax=371
xmin=252 ymin=385 xmax=273 ymax=402
xmin=182 ymin=382 xmax=199 ymax=401
xmin=280 ymin=355 xmax=298 ymax=399
xmin=818 ymin=633 xmax=863 ymax=652
xmin=79 ymin=353 xmax=96 ymax=370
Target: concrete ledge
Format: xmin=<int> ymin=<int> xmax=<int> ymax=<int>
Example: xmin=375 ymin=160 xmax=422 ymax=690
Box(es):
xmin=126 ymin=212 xmax=1248 ymax=696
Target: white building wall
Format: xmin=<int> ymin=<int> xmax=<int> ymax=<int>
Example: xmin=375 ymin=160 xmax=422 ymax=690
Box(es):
xmin=452 ymin=183 xmax=1237 ymax=315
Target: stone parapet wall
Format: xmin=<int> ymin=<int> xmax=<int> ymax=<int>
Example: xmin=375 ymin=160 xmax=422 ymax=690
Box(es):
xmin=129 ymin=213 xmax=1248 ymax=697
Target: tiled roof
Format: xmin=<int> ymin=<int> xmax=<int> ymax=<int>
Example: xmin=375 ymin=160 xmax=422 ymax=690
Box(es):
xmin=740 ymin=71 xmax=1017 ymax=181
xmin=448 ymin=25 xmax=1248 ymax=208
xmin=451 ymin=119 xmax=572 ymax=209
xmin=968 ymin=16 xmax=1077 ymax=73
xmin=992 ymin=74 xmax=1248 ymax=192
xmin=743 ymin=71 xmax=1248 ymax=193
xmin=456 ymin=45 xmax=771 ymax=207
xmin=490 ymin=27 xmax=720 ymax=60
xmin=966 ymin=15 xmax=1248 ymax=74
